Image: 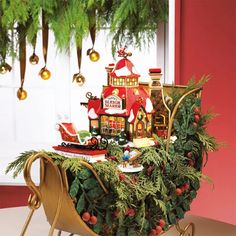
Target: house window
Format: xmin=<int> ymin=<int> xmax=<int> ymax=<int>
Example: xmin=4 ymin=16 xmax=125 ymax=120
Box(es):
xmin=100 ymin=115 xmax=125 ymax=136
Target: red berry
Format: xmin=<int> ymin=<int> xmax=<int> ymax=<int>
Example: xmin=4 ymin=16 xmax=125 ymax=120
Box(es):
xmin=82 ymin=212 xmax=91 ymax=222
xmin=189 ymin=159 xmax=195 ymax=167
xmin=156 ymin=225 xmax=162 ymax=234
xmin=193 ymin=122 xmax=198 ymax=127
xmin=194 ymin=114 xmax=201 ymax=122
xmin=183 ymin=183 xmax=190 ymax=191
xmin=187 ymin=152 xmax=193 ymax=158
xmin=89 ymin=215 xmax=97 ymax=225
xmin=176 ymin=188 xmax=182 ymax=196
xmin=194 ymin=107 xmax=201 ymax=114
xmin=113 ymin=210 xmax=120 ymax=218
xmin=159 ymin=219 xmax=166 ymax=227
xmin=128 ymin=208 xmax=135 ymax=217
xmin=119 ymin=173 xmax=127 ymax=181
xmin=149 ymin=229 xmax=157 ymax=236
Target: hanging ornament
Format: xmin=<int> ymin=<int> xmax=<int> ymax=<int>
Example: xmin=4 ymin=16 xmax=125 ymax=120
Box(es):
xmin=89 ymin=49 xmax=100 ymax=62
xmin=17 ymin=24 xmax=27 ymax=101
xmin=29 ymin=34 xmax=39 ymax=65
xmin=73 ymin=72 xmax=85 ymax=86
xmin=73 ymin=46 xmax=86 ymax=86
xmin=0 ymin=62 xmax=12 ymax=74
xmin=39 ymin=67 xmax=51 ymax=80
xmin=87 ymin=16 xmax=100 ymax=62
xmin=29 ymin=53 xmax=39 ymax=65
xmin=39 ymin=11 xmax=51 ymax=80
xmin=17 ymin=88 xmax=27 ymax=100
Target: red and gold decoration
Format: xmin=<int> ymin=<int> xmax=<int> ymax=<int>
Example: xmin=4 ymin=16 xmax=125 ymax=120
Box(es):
xmin=39 ymin=11 xmax=51 ymax=80
xmin=17 ymin=24 xmax=27 ymax=101
xmin=87 ymin=13 xmax=100 ymax=62
xmin=73 ymin=46 xmax=86 ymax=86
xmin=29 ymin=34 xmax=39 ymax=65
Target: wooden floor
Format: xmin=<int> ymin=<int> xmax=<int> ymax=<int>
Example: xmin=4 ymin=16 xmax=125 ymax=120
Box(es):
xmin=0 ymin=206 xmax=235 ymax=236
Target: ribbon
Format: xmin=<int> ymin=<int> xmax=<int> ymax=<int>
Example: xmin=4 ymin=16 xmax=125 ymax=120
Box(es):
xmin=77 ymin=46 xmax=82 ymax=72
xmin=42 ymin=11 xmax=49 ymax=65
xmin=89 ymin=9 xmax=96 ymax=47
xmin=19 ymin=25 xmax=26 ymax=88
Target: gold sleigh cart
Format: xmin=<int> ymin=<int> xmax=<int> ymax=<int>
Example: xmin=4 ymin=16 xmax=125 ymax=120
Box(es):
xmin=20 ymin=88 xmax=201 ymax=236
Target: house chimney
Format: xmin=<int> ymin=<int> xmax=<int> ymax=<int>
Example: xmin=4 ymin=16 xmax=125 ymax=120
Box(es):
xmin=105 ymin=63 xmax=115 ymax=85
xmin=149 ymin=68 xmax=162 ymax=88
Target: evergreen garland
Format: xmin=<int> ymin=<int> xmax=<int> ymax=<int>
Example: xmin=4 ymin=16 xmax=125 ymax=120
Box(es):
xmin=6 ymin=80 xmax=218 ymax=236
xmin=0 ymin=0 xmax=168 ymax=61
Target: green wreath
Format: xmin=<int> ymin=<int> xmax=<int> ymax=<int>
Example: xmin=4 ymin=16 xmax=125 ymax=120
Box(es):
xmin=6 ymin=77 xmax=218 ymax=236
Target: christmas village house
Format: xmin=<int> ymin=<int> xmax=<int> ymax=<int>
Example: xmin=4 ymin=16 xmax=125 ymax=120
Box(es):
xmin=87 ymin=52 xmax=171 ymax=143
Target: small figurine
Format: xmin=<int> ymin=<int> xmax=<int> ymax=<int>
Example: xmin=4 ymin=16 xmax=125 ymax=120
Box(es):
xmin=122 ymin=150 xmax=130 ymax=167
xmin=118 ymin=129 xmax=128 ymax=145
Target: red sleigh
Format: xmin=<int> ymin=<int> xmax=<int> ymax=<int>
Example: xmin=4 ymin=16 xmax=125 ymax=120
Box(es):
xmin=56 ymin=122 xmax=108 ymax=150
xmin=57 ymin=123 xmax=91 ymax=145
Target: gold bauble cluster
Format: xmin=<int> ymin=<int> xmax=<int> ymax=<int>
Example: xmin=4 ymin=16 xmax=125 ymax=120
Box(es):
xmin=17 ymin=88 xmax=27 ymax=100
xmin=39 ymin=67 xmax=51 ymax=80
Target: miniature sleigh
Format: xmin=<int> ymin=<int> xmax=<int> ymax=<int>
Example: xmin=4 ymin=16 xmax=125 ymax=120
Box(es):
xmin=56 ymin=122 xmax=108 ymax=150
xmin=20 ymin=87 xmax=201 ymax=236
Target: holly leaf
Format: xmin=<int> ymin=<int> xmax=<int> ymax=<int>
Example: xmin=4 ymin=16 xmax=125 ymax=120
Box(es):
xmin=189 ymin=190 xmax=197 ymax=200
xmin=69 ymin=177 xmax=80 ymax=198
xmin=181 ymin=201 xmax=190 ymax=211
xmin=76 ymin=193 xmax=85 ymax=214
xmin=87 ymin=186 xmax=103 ymax=200
xmin=128 ymin=227 xmax=136 ymax=236
xmin=116 ymin=226 xmax=126 ymax=236
xmin=105 ymin=209 xmax=112 ymax=228
xmin=77 ymin=168 xmax=92 ymax=180
xmin=83 ymin=177 xmax=99 ymax=190
xmin=93 ymin=213 xmax=103 ymax=234
xmin=176 ymin=207 xmax=185 ymax=219
xmin=168 ymin=212 xmax=176 ymax=225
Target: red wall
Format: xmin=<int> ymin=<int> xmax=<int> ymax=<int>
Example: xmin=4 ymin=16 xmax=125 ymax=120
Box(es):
xmin=175 ymin=0 xmax=236 ymax=225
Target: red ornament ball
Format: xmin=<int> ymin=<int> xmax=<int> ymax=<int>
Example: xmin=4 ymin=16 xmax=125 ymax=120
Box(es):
xmin=82 ymin=212 xmax=91 ymax=222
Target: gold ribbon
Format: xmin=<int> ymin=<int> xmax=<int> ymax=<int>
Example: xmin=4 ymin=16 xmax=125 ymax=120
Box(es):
xmin=42 ymin=11 xmax=49 ymax=65
xmin=77 ymin=46 xmax=82 ymax=72
xmin=19 ymin=25 xmax=26 ymax=88
xmin=89 ymin=9 xmax=96 ymax=47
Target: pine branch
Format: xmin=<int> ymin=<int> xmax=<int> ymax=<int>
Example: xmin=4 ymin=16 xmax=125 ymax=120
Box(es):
xmin=5 ymin=150 xmax=36 ymax=178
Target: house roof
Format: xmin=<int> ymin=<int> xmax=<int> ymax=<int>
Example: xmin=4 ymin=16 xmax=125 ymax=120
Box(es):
xmin=87 ymin=86 xmax=153 ymax=123
xmin=110 ymin=58 xmax=140 ymax=78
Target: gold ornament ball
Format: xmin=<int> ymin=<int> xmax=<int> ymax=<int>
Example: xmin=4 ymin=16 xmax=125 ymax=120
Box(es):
xmin=17 ymin=88 xmax=27 ymax=100
xmin=89 ymin=50 xmax=100 ymax=62
xmin=0 ymin=63 xmax=12 ymax=74
xmin=39 ymin=67 xmax=51 ymax=80
xmin=0 ymin=65 xmax=7 ymax=74
xmin=73 ymin=73 xmax=85 ymax=86
xmin=29 ymin=53 xmax=39 ymax=65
